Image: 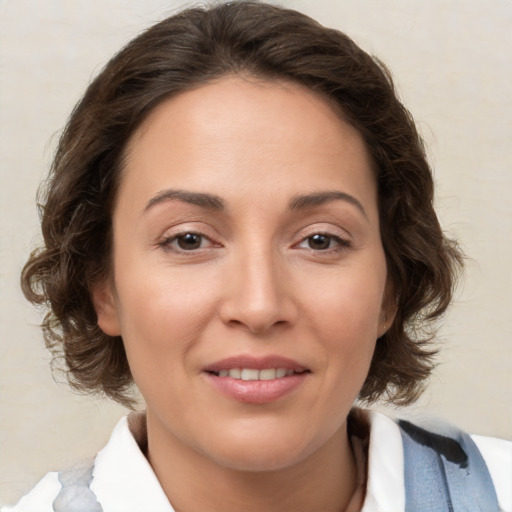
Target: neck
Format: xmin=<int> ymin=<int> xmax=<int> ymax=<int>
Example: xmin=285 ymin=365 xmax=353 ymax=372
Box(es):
xmin=145 ymin=412 xmax=359 ymax=512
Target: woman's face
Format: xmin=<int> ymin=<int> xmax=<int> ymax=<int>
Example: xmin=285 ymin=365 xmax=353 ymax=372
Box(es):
xmin=95 ymin=77 xmax=393 ymax=471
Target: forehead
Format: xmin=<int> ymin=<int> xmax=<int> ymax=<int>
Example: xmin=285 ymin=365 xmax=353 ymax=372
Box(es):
xmin=119 ymin=76 xmax=377 ymax=216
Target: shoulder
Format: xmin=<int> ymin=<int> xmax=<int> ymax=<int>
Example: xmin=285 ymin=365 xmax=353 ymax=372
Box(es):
xmin=358 ymin=409 xmax=512 ymax=512
xmin=472 ymin=433 xmax=512 ymax=512
xmin=398 ymin=417 xmax=509 ymax=511
xmin=1 ymin=417 xmax=130 ymax=511
xmin=3 ymin=413 xmax=172 ymax=512
xmin=1 ymin=461 xmax=101 ymax=512
xmin=1 ymin=472 xmax=60 ymax=512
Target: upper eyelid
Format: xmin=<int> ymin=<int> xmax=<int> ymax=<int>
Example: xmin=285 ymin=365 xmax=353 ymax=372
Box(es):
xmin=292 ymin=222 xmax=354 ymax=252
xmin=294 ymin=222 xmax=352 ymax=240
xmin=295 ymin=233 xmax=351 ymax=249
xmin=156 ymin=220 xmax=353 ymax=243
xmin=159 ymin=221 xmax=222 ymax=240
xmin=163 ymin=231 xmax=214 ymax=244
xmin=158 ymin=232 xmax=220 ymax=254
xmin=159 ymin=233 xmax=350 ymax=255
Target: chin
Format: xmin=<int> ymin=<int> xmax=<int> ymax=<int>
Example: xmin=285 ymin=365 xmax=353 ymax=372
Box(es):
xmin=196 ymin=426 xmax=322 ymax=473
xmin=210 ymin=445 xmax=308 ymax=473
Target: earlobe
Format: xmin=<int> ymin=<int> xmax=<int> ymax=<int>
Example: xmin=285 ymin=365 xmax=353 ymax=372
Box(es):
xmin=378 ymin=282 xmax=398 ymax=338
xmin=91 ymin=280 xmax=121 ymax=336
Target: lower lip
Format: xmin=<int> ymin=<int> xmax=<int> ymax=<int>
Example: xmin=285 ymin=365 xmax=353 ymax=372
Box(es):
xmin=204 ymin=373 xmax=308 ymax=404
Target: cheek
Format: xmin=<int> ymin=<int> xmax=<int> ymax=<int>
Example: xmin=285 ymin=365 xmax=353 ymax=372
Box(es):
xmin=303 ymin=268 xmax=386 ymax=338
xmin=112 ymin=263 xmax=219 ymax=380
xmin=300 ymin=261 xmax=386 ymax=379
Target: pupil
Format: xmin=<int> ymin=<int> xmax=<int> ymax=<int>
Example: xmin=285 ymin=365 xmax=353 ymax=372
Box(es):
xmin=309 ymin=234 xmax=330 ymax=250
xmin=178 ymin=233 xmax=201 ymax=250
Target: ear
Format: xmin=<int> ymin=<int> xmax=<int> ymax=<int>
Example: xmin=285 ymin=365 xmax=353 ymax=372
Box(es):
xmin=377 ymin=279 xmax=398 ymax=339
xmin=91 ymin=279 xmax=121 ymax=336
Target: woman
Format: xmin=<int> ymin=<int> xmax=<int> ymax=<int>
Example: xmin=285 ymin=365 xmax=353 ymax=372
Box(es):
xmin=7 ymin=2 xmax=510 ymax=511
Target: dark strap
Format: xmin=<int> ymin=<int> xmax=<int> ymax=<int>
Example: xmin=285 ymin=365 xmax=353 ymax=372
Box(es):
xmin=399 ymin=420 xmax=500 ymax=512
xmin=53 ymin=460 xmax=103 ymax=512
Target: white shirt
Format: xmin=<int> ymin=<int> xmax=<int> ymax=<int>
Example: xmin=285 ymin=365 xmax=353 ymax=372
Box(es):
xmin=4 ymin=411 xmax=511 ymax=512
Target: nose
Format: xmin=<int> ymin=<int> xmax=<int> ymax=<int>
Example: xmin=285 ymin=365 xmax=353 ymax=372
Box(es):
xmin=219 ymin=246 xmax=297 ymax=335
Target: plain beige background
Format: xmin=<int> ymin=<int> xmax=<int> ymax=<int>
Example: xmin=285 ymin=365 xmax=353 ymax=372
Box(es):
xmin=1 ymin=0 xmax=511 ymax=505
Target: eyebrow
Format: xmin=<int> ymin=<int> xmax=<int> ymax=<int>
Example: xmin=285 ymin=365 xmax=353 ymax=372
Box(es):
xmin=144 ymin=188 xmax=366 ymax=218
xmin=144 ymin=189 xmax=225 ymax=213
xmin=289 ymin=191 xmax=367 ymax=218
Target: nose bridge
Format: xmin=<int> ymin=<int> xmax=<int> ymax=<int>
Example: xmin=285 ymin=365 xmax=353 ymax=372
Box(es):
xmin=220 ymin=236 xmax=294 ymax=333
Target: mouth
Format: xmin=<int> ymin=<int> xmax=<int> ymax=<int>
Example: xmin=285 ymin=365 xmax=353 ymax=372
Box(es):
xmin=206 ymin=368 xmax=310 ymax=380
xmin=202 ymin=356 xmax=311 ymax=404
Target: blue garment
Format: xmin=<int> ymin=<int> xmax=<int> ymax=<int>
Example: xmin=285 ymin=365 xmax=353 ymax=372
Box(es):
xmin=399 ymin=420 xmax=500 ymax=511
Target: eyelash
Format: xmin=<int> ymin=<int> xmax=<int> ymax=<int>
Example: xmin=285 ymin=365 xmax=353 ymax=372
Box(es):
xmin=295 ymin=233 xmax=352 ymax=254
xmin=158 ymin=231 xmax=351 ymax=254
xmin=158 ymin=232 xmax=217 ymax=252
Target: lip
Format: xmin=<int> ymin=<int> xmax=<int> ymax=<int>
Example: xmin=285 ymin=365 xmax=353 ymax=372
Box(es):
xmin=202 ymin=355 xmax=310 ymax=404
xmin=203 ymin=355 xmax=309 ymax=373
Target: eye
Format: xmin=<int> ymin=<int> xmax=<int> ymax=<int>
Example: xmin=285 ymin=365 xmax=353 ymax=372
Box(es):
xmin=176 ymin=233 xmax=204 ymax=250
xmin=306 ymin=234 xmax=333 ymax=250
xmin=297 ymin=233 xmax=350 ymax=251
xmin=161 ymin=232 xmax=213 ymax=251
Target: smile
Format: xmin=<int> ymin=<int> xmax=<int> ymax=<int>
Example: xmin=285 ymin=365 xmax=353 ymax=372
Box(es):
xmin=203 ymin=356 xmax=311 ymax=404
xmin=210 ymin=368 xmax=307 ymax=380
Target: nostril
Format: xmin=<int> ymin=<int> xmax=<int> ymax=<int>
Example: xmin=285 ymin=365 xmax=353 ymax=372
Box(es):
xmin=218 ymin=279 xmax=298 ymax=333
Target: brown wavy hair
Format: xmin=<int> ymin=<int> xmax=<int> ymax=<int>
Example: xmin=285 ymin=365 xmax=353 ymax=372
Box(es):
xmin=21 ymin=1 xmax=463 ymax=408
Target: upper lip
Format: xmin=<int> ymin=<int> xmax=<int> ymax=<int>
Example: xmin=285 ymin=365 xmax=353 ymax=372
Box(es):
xmin=203 ymin=355 xmax=309 ymax=373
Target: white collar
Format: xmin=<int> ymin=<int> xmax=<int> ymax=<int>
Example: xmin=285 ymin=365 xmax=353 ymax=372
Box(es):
xmin=91 ymin=413 xmax=174 ymax=512
xmin=361 ymin=410 xmax=405 ymax=512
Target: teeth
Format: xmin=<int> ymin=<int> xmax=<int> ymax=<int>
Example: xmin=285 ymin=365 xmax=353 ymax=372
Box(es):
xmin=259 ymin=369 xmax=277 ymax=380
xmin=216 ymin=367 xmax=299 ymax=381
xmin=228 ymin=368 xmax=241 ymax=379
xmin=241 ymin=369 xmax=259 ymax=381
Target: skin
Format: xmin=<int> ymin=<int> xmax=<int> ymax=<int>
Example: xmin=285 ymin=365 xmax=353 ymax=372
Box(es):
xmin=93 ymin=77 xmax=395 ymax=512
